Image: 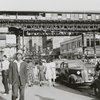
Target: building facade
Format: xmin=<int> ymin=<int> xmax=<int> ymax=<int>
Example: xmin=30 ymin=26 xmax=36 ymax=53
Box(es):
xmin=0 ymin=34 xmax=16 ymax=58
xmin=41 ymin=36 xmax=69 ymax=58
xmin=60 ymin=34 xmax=100 ymax=59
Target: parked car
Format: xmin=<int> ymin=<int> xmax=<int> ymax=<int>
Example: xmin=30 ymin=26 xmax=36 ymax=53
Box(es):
xmin=58 ymin=60 xmax=95 ymax=87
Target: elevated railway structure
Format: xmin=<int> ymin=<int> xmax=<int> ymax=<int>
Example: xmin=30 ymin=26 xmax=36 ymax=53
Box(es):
xmin=0 ymin=11 xmax=100 ymax=58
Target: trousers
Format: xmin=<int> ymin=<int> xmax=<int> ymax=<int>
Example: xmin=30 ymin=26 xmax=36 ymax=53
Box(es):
xmin=12 ymin=83 xmax=25 ymax=100
xmin=2 ymin=70 xmax=9 ymax=93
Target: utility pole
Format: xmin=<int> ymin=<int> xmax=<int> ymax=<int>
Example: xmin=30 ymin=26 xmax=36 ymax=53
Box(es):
xmin=93 ymin=32 xmax=96 ymax=59
xmin=22 ymin=29 xmax=25 ymax=53
xmin=16 ymin=34 xmax=20 ymax=51
xmin=82 ymin=33 xmax=85 ymax=61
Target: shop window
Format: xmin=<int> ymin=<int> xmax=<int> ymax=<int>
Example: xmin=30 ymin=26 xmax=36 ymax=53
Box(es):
xmin=79 ymin=14 xmax=83 ymax=19
xmin=77 ymin=41 xmax=79 ymax=48
xmin=87 ymin=39 xmax=90 ymax=47
xmin=96 ymin=39 xmax=100 ymax=46
xmin=87 ymin=14 xmax=91 ymax=20
xmin=78 ymin=40 xmax=82 ymax=47
xmin=66 ymin=44 xmax=69 ymax=51
xmin=96 ymin=15 xmax=99 ymax=20
xmin=91 ymin=39 xmax=94 ymax=47
xmin=72 ymin=42 xmax=76 ymax=50
xmin=61 ymin=44 xmax=66 ymax=53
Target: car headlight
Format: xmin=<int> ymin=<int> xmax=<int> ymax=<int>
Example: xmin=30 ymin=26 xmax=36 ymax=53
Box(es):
xmin=77 ymin=71 xmax=81 ymax=75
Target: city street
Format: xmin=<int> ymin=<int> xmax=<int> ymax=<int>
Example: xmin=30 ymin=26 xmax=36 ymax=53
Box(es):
xmin=0 ymin=76 xmax=98 ymax=100
xmin=0 ymin=0 xmax=100 ymax=100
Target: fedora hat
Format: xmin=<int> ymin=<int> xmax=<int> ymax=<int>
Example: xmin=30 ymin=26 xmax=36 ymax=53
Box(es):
xmin=16 ymin=50 xmax=23 ymax=55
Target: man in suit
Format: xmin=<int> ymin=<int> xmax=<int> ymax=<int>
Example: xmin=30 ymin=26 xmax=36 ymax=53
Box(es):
xmin=9 ymin=50 xmax=28 ymax=100
xmin=1 ymin=55 xmax=10 ymax=95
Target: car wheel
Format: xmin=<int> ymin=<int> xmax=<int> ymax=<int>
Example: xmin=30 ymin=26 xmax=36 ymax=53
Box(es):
xmin=68 ymin=74 xmax=78 ymax=88
xmin=68 ymin=77 xmax=76 ymax=88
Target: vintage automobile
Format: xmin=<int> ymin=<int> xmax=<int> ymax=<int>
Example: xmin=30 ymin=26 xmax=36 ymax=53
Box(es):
xmin=57 ymin=60 xmax=95 ymax=87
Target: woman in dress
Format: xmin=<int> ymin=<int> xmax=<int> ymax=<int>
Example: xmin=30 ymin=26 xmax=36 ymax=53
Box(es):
xmin=45 ymin=59 xmax=53 ymax=86
xmin=34 ymin=62 xmax=39 ymax=81
xmin=50 ymin=59 xmax=56 ymax=86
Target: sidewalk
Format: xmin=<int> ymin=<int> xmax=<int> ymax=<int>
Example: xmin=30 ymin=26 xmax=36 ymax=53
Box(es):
xmin=0 ymin=76 xmax=97 ymax=100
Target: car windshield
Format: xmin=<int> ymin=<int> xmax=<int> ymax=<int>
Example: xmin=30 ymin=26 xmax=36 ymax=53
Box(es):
xmin=68 ymin=60 xmax=85 ymax=68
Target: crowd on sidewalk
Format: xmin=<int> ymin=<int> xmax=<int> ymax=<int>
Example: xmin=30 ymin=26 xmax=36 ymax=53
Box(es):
xmin=0 ymin=49 xmax=57 ymax=100
xmin=25 ymin=57 xmax=56 ymax=87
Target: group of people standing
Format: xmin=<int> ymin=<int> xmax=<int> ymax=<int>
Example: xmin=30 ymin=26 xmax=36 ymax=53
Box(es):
xmin=26 ymin=57 xmax=56 ymax=87
xmin=0 ymin=50 xmax=28 ymax=100
xmin=0 ymin=49 xmax=56 ymax=100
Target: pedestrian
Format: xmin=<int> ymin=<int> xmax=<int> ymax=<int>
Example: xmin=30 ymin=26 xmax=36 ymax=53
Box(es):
xmin=27 ymin=59 xmax=34 ymax=87
xmin=8 ymin=56 xmax=15 ymax=90
xmin=9 ymin=50 xmax=28 ymax=100
xmin=41 ymin=59 xmax=47 ymax=80
xmin=1 ymin=55 xmax=10 ymax=95
xmin=94 ymin=60 xmax=100 ymax=78
xmin=45 ymin=59 xmax=53 ymax=86
xmin=34 ymin=62 xmax=39 ymax=81
xmin=37 ymin=61 xmax=45 ymax=86
xmin=42 ymin=59 xmax=47 ymax=67
xmin=50 ymin=59 xmax=56 ymax=86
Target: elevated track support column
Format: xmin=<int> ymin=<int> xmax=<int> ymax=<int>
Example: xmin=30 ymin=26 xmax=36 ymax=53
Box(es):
xmin=82 ymin=33 xmax=85 ymax=61
xmin=22 ymin=29 xmax=25 ymax=53
xmin=16 ymin=34 xmax=20 ymax=51
xmin=93 ymin=32 xmax=96 ymax=59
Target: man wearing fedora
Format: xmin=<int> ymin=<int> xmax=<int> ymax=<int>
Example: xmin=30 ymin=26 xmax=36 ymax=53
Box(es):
xmin=9 ymin=50 xmax=28 ymax=100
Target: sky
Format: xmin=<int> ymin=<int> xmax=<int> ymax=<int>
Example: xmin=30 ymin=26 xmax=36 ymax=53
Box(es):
xmin=0 ymin=0 xmax=100 ymax=12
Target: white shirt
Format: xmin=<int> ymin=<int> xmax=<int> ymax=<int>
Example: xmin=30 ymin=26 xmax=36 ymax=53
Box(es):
xmin=50 ymin=62 xmax=56 ymax=68
xmin=2 ymin=60 xmax=10 ymax=70
xmin=14 ymin=60 xmax=23 ymax=73
xmin=50 ymin=62 xmax=56 ymax=79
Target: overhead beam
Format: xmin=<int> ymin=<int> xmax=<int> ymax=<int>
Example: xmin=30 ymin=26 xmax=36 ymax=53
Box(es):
xmin=0 ymin=11 xmax=100 ymax=15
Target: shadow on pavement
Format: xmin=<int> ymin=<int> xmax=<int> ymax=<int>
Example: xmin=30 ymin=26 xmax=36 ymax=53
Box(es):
xmin=54 ymin=84 xmax=97 ymax=100
xmin=35 ymin=94 xmax=55 ymax=100
xmin=91 ymin=98 xmax=99 ymax=100
xmin=0 ymin=96 xmax=7 ymax=100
